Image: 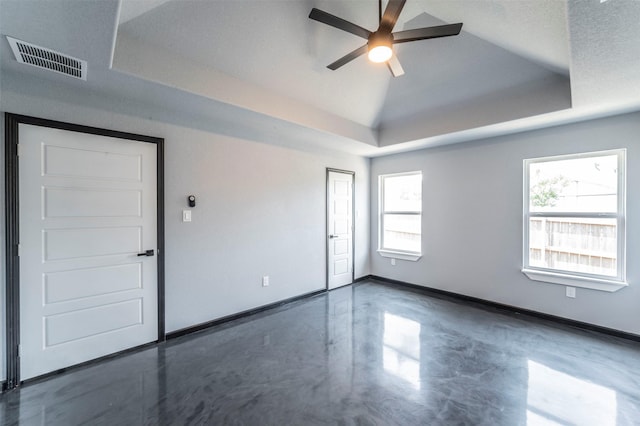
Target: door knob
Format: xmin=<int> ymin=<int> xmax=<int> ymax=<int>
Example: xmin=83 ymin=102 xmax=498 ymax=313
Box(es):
xmin=137 ymin=249 xmax=155 ymax=257
xmin=328 ymin=235 xmax=338 ymax=239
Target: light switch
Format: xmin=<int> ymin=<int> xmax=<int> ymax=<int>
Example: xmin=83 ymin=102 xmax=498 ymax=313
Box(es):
xmin=182 ymin=210 xmax=192 ymax=222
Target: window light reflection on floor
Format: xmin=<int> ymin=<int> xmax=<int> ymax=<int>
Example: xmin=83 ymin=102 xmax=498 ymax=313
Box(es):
xmin=383 ymin=312 xmax=421 ymax=390
xmin=527 ymin=360 xmax=617 ymax=426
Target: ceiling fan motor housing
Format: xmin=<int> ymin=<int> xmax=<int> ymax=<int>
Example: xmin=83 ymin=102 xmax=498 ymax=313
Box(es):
xmin=368 ymin=31 xmax=394 ymax=50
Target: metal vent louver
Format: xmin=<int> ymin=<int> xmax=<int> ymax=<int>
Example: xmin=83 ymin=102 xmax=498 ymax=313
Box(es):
xmin=6 ymin=36 xmax=87 ymax=80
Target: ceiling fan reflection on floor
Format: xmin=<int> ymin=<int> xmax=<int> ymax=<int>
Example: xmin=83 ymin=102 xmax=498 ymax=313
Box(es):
xmin=309 ymin=0 xmax=463 ymax=77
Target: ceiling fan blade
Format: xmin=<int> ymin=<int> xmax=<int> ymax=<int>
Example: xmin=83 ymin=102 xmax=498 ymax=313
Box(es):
xmin=387 ymin=55 xmax=405 ymax=77
xmin=380 ymin=0 xmax=406 ymax=32
xmin=309 ymin=8 xmax=371 ymax=39
xmin=392 ymin=23 xmax=463 ymax=44
xmin=327 ymin=45 xmax=369 ymax=70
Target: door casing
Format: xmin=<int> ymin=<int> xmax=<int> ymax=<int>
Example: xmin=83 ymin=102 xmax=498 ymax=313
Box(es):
xmin=3 ymin=113 xmax=165 ymax=390
xmin=326 ymin=168 xmax=355 ymax=290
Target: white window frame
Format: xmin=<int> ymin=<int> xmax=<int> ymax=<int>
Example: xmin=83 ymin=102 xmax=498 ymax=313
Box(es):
xmin=522 ymin=149 xmax=627 ymax=292
xmin=378 ymin=171 xmax=422 ymax=261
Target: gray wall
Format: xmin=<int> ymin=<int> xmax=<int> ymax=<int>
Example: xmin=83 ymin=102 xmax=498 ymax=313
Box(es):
xmin=162 ymin=126 xmax=370 ymax=331
xmin=370 ymin=111 xmax=640 ymax=335
xmin=0 ymin=89 xmax=371 ymax=380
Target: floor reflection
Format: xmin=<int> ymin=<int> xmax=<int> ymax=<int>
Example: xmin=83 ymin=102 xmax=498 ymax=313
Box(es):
xmin=527 ymin=360 xmax=617 ymax=426
xmin=1 ymin=281 xmax=638 ymax=425
xmin=383 ymin=312 xmax=421 ymax=390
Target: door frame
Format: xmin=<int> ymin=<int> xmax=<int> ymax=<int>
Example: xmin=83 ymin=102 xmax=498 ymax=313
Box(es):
xmin=3 ymin=113 xmax=165 ymax=390
xmin=326 ymin=168 xmax=355 ymax=290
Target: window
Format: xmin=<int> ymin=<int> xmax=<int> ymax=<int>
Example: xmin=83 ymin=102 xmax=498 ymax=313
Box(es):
xmin=523 ymin=150 xmax=626 ymax=291
xmin=378 ymin=172 xmax=422 ymax=261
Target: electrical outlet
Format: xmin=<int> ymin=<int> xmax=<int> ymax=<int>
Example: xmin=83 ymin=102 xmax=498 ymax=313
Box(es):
xmin=262 ymin=276 xmax=269 ymax=287
xmin=566 ymin=286 xmax=576 ymax=298
xmin=391 ymin=258 xmax=396 ymax=266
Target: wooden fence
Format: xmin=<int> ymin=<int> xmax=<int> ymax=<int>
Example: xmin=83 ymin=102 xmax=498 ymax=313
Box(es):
xmin=529 ymin=217 xmax=617 ymax=276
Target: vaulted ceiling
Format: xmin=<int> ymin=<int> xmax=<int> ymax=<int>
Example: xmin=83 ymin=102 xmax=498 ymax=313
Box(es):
xmin=1 ymin=0 xmax=639 ymax=156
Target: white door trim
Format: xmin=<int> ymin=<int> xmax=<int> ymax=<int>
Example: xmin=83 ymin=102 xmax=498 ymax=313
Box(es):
xmin=326 ymin=168 xmax=355 ymax=290
xmin=3 ymin=113 xmax=165 ymax=389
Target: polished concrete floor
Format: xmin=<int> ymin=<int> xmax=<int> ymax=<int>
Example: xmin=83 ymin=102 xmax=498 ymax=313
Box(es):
xmin=1 ymin=281 xmax=640 ymax=425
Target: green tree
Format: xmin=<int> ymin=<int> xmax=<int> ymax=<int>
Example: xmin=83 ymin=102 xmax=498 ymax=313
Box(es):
xmin=531 ymin=176 xmax=569 ymax=207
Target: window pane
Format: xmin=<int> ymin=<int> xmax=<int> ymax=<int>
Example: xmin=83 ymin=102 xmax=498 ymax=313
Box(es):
xmin=529 ymin=154 xmax=618 ymax=213
xmin=383 ymin=214 xmax=421 ymax=253
xmin=528 ymin=217 xmax=617 ymax=276
xmin=383 ymin=174 xmax=421 ymax=212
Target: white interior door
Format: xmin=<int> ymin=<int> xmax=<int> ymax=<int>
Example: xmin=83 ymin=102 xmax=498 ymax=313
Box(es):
xmin=327 ymin=170 xmax=354 ymax=290
xmin=19 ymin=124 xmax=158 ymax=380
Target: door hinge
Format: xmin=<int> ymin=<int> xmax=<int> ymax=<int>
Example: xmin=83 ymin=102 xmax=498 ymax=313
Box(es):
xmin=18 ymin=344 xmax=22 ymax=358
xmin=17 ymin=244 xmax=21 ymax=257
xmin=16 ymin=144 xmax=21 ymax=156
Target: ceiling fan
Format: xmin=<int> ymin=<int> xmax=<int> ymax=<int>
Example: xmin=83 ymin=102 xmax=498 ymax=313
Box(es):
xmin=309 ymin=0 xmax=463 ymax=77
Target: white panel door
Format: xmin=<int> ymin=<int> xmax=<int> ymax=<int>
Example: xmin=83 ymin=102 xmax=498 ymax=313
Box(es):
xmin=327 ymin=171 xmax=353 ymax=290
xmin=19 ymin=124 xmax=158 ymax=380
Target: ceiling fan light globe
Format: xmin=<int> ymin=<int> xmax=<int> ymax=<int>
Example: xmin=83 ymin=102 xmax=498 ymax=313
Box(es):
xmin=368 ymin=45 xmax=393 ymax=63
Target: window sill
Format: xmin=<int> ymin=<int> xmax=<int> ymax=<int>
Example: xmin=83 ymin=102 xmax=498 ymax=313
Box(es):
xmin=522 ymin=269 xmax=628 ymax=292
xmin=378 ymin=250 xmax=422 ymax=262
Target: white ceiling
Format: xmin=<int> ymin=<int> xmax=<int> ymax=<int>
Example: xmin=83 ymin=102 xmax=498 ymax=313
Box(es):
xmin=1 ymin=0 xmax=640 ymax=157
